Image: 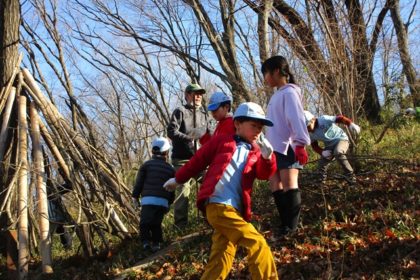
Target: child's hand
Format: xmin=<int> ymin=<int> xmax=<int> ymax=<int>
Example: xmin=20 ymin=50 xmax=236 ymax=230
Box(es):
xmin=131 ymin=197 xmax=140 ymax=208
xmin=294 ymin=146 xmax=308 ymax=165
xmin=321 ymin=149 xmax=333 ymax=160
xmin=163 ymin=178 xmax=180 ymax=192
xmin=257 ymin=134 xmax=273 ymax=159
xmin=349 ymin=123 xmax=361 ymax=134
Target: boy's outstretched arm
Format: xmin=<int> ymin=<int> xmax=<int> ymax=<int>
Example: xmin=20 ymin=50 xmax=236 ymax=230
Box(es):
xmin=336 ymin=115 xmax=361 ymax=134
xmin=164 ymin=135 xmax=220 ymax=191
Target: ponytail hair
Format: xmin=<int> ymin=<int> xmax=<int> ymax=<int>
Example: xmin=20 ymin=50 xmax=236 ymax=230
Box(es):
xmin=261 ymin=56 xmax=297 ymax=85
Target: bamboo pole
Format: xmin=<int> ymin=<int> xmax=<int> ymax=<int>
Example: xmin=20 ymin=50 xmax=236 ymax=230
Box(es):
xmin=29 ymin=103 xmax=53 ymax=274
xmin=17 ymin=95 xmax=29 ymax=280
xmin=4 ymin=135 xmax=19 ymax=226
xmin=0 ymin=87 xmax=16 ymax=161
xmin=39 ymin=120 xmax=70 ymax=180
xmin=0 ymin=53 xmax=23 ymax=112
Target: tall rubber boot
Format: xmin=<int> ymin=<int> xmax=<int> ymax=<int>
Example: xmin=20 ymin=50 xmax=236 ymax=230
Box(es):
xmin=283 ymin=189 xmax=301 ymax=231
xmin=272 ymin=190 xmax=288 ymax=231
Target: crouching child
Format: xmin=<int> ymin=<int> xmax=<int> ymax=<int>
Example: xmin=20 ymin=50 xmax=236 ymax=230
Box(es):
xmin=304 ymin=111 xmax=361 ymax=185
xmin=164 ymin=102 xmax=279 ymax=279
xmin=132 ymin=137 xmax=175 ymax=252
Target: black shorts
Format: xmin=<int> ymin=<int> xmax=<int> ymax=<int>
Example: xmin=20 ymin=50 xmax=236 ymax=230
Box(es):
xmin=274 ymin=146 xmax=303 ymax=170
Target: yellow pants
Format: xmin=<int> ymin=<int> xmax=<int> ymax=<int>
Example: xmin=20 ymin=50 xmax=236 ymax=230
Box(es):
xmin=201 ymin=203 xmax=278 ymax=280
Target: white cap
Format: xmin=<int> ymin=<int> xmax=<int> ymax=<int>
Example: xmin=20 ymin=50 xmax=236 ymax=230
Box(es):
xmin=405 ymin=108 xmax=416 ymax=115
xmin=304 ymin=110 xmax=315 ymax=126
xmin=207 ymin=92 xmax=232 ymax=111
xmin=151 ymin=137 xmax=171 ymax=152
xmin=233 ymin=102 xmax=273 ymax=126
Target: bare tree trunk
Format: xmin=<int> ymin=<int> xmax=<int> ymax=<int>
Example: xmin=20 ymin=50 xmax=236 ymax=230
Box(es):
xmin=1 ymin=2 xmax=20 ymax=264
xmin=17 ymin=95 xmax=29 ymax=280
xmin=257 ymin=0 xmax=272 ymax=63
xmin=0 ymin=0 xmax=20 ymax=88
xmin=389 ymin=0 xmax=419 ymax=107
xmin=29 ymin=103 xmax=53 ymax=274
xmin=345 ymin=0 xmax=381 ymax=121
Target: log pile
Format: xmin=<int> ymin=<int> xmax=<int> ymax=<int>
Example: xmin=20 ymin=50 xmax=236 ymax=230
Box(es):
xmin=0 ymin=56 xmax=138 ymax=277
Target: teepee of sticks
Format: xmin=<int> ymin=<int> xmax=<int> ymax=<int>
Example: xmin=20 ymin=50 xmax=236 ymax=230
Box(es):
xmin=0 ymin=55 xmax=139 ymax=278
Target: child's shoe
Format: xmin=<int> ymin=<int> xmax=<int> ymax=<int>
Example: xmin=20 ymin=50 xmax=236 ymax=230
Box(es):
xmin=151 ymin=242 xmax=161 ymax=252
xmin=143 ymin=241 xmax=151 ymax=251
xmin=344 ymin=174 xmax=357 ymax=185
xmin=276 ymin=226 xmax=294 ymax=238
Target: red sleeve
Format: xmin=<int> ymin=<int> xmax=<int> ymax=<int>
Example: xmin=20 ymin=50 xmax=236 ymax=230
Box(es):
xmin=175 ymin=136 xmax=219 ymax=183
xmin=213 ymin=116 xmax=235 ymax=138
xmin=336 ymin=115 xmax=352 ymax=126
xmin=199 ymin=132 xmax=211 ymax=145
xmin=255 ymin=151 xmax=277 ymax=180
xmin=311 ymin=141 xmax=323 ymax=155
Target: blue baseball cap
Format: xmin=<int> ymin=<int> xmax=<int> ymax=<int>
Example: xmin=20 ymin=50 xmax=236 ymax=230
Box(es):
xmin=207 ymin=91 xmax=232 ymax=111
xmin=233 ymin=102 xmax=273 ymax=126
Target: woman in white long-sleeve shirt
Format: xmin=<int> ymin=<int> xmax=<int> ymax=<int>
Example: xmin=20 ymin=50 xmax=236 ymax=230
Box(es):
xmin=261 ymin=56 xmax=311 ymax=236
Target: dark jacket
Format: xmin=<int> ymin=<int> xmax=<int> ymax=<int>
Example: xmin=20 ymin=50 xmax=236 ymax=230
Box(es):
xmin=132 ymin=156 xmax=175 ymax=204
xmin=167 ymin=104 xmax=209 ymax=159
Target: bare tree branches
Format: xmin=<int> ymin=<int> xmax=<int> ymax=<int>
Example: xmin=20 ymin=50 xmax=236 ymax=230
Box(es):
xmin=388 ymin=0 xmax=419 ymax=107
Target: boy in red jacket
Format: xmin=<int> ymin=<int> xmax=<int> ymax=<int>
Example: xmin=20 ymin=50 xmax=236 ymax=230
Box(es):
xmin=164 ymin=102 xmax=278 ymax=279
xmin=207 ymin=91 xmax=235 ymax=137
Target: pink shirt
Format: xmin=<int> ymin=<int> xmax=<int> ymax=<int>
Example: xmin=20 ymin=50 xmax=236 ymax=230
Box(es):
xmin=266 ymin=84 xmax=310 ymax=155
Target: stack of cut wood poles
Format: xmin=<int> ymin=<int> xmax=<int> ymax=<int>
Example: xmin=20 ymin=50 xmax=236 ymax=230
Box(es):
xmin=0 ymin=55 xmax=138 ymax=277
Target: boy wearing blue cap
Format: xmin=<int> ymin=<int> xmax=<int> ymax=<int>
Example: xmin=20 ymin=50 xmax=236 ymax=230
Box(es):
xmin=207 ymin=91 xmax=235 ymax=138
xmin=164 ymin=102 xmax=278 ymax=279
xmin=132 ymin=137 xmax=175 ymax=252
